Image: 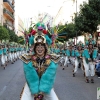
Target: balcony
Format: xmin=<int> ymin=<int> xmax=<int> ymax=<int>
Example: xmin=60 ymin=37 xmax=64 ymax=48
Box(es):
xmin=3 ymin=0 xmax=14 ymax=12
xmin=3 ymin=22 xmax=14 ymax=30
xmin=3 ymin=8 xmax=14 ymax=21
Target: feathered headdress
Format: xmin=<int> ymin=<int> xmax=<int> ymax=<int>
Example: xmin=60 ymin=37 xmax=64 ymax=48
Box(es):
xmin=85 ymin=34 xmax=96 ymax=45
xmin=28 ymin=22 xmax=52 ymax=46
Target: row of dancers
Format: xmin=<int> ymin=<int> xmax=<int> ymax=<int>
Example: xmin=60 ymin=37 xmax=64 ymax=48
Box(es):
xmin=50 ymin=37 xmax=100 ymax=83
xmin=0 ymin=43 xmax=26 ymax=69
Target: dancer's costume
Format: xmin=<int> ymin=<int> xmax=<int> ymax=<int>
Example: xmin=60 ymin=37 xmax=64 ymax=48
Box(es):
xmin=73 ymin=41 xmax=84 ymax=77
xmin=20 ymin=22 xmax=60 ymax=100
xmin=65 ymin=41 xmax=75 ymax=65
xmin=0 ymin=44 xmax=4 ymax=68
xmin=83 ymin=34 xmax=97 ymax=83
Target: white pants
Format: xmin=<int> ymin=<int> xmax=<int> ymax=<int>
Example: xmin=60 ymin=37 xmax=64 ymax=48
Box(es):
xmin=4 ymin=54 xmax=7 ymax=62
xmin=1 ymin=54 xmax=5 ymax=65
xmin=20 ymin=83 xmax=59 ymax=100
xmin=59 ymin=56 xmax=65 ymax=64
xmin=12 ymin=52 xmax=15 ymax=61
xmin=69 ymin=57 xmax=75 ymax=65
xmin=83 ymin=59 xmax=95 ymax=77
xmin=8 ymin=53 xmax=13 ymax=62
xmin=14 ymin=52 xmax=17 ymax=59
xmin=64 ymin=56 xmax=68 ymax=66
xmin=74 ymin=58 xmax=83 ymax=73
xmin=16 ymin=52 xmax=19 ymax=58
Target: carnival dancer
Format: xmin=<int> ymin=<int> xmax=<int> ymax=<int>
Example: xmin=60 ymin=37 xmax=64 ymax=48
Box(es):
xmin=95 ymin=52 xmax=100 ymax=78
xmin=73 ymin=41 xmax=84 ymax=77
xmin=20 ymin=22 xmax=60 ymax=100
xmin=65 ymin=41 xmax=75 ymax=66
xmin=16 ymin=45 xmax=19 ymax=59
xmin=62 ymin=44 xmax=69 ymax=70
xmin=7 ymin=44 xmax=13 ymax=64
xmin=0 ymin=44 xmax=5 ymax=69
xmin=10 ymin=44 xmax=15 ymax=64
xmin=83 ymin=39 xmax=97 ymax=83
xmin=59 ymin=45 xmax=65 ymax=68
xmin=3 ymin=44 xmax=8 ymax=67
xmin=13 ymin=45 xmax=17 ymax=62
xmin=95 ymin=44 xmax=100 ymax=78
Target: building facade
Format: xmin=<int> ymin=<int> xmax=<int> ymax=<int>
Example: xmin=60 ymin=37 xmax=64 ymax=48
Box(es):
xmin=0 ymin=0 xmax=3 ymax=25
xmin=15 ymin=15 xmax=25 ymax=37
xmin=54 ymin=0 xmax=89 ymax=25
xmin=3 ymin=0 xmax=15 ymax=30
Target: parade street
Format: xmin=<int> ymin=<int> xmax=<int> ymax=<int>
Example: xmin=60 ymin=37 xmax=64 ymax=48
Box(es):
xmin=0 ymin=60 xmax=100 ymax=100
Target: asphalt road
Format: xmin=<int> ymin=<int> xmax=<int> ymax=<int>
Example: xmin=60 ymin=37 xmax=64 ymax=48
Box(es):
xmin=0 ymin=60 xmax=100 ymax=100
xmin=0 ymin=60 xmax=25 ymax=100
xmin=54 ymin=64 xmax=100 ymax=100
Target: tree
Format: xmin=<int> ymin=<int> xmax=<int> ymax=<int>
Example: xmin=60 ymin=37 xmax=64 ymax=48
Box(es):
xmin=65 ymin=23 xmax=76 ymax=38
xmin=18 ymin=36 xmax=25 ymax=45
xmin=14 ymin=34 xmax=18 ymax=43
xmin=0 ymin=25 xmax=10 ymax=42
xmin=57 ymin=23 xmax=76 ymax=41
xmin=7 ymin=29 xmax=18 ymax=42
xmin=74 ymin=0 xmax=100 ymax=34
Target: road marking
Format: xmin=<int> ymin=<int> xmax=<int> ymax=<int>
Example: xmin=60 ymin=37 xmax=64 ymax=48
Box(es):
xmin=0 ymin=86 xmax=7 ymax=96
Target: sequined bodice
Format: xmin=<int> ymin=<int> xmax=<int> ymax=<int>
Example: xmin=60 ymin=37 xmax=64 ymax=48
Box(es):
xmin=32 ymin=55 xmax=51 ymax=78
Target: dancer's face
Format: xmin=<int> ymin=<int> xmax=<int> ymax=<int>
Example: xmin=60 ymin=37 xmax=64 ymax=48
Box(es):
xmin=78 ymin=46 xmax=82 ymax=50
xmin=89 ymin=44 xmax=92 ymax=49
xmin=35 ymin=44 xmax=45 ymax=57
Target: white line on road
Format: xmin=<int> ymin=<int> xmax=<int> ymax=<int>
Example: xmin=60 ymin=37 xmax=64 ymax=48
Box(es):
xmin=0 ymin=86 xmax=7 ymax=96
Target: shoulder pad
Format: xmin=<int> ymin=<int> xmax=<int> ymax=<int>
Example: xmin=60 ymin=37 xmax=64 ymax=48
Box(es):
xmin=50 ymin=53 xmax=61 ymax=63
xmin=19 ymin=54 xmax=32 ymax=64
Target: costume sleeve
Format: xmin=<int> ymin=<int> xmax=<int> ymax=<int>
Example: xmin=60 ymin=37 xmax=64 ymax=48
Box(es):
xmin=83 ymin=49 xmax=90 ymax=58
xmin=75 ymin=50 xmax=79 ymax=57
xmin=72 ymin=50 xmax=75 ymax=57
xmin=23 ymin=62 xmax=39 ymax=94
xmin=66 ymin=49 xmax=70 ymax=57
xmin=39 ymin=61 xmax=58 ymax=94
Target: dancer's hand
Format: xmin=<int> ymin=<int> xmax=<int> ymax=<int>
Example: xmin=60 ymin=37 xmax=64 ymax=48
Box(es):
xmin=35 ymin=98 xmax=39 ymax=100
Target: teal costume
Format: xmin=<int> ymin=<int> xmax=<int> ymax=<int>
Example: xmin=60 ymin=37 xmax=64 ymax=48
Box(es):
xmin=65 ymin=49 xmax=75 ymax=57
xmin=3 ymin=48 xmax=7 ymax=55
xmin=0 ymin=49 xmax=3 ymax=55
xmin=23 ymin=59 xmax=58 ymax=94
xmin=82 ymin=48 xmax=98 ymax=63
xmin=20 ymin=22 xmax=60 ymax=100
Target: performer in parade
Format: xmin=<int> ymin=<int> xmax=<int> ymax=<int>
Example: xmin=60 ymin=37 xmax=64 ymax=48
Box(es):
xmin=20 ymin=22 xmax=60 ymax=100
xmin=3 ymin=43 xmax=8 ymax=67
xmin=62 ymin=43 xmax=69 ymax=70
xmin=65 ymin=41 xmax=75 ymax=66
xmin=83 ymin=34 xmax=97 ymax=83
xmin=95 ymin=52 xmax=100 ymax=78
xmin=0 ymin=44 xmax=5 ymax=69
xmin=73 ymin=41 xmax=84 ymax=77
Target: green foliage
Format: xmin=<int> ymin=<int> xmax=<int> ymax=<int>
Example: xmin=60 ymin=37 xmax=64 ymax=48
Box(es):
xmin=0 ymin=25 xmax=10 ymax=41
xmin=7 ymin=28 xmax=18 ymax=42
xmin=74 ymin=0 xmax=100 ymax=33
xmin=65 ymin=23 xmax=76 ymax=38
xmin=57 ymin=23 xmax=76 ymax=41
xmin=14 ymin=34 xmax=18 ymax=42
xmin=18 ymin=36 xmax=25 ymax=45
